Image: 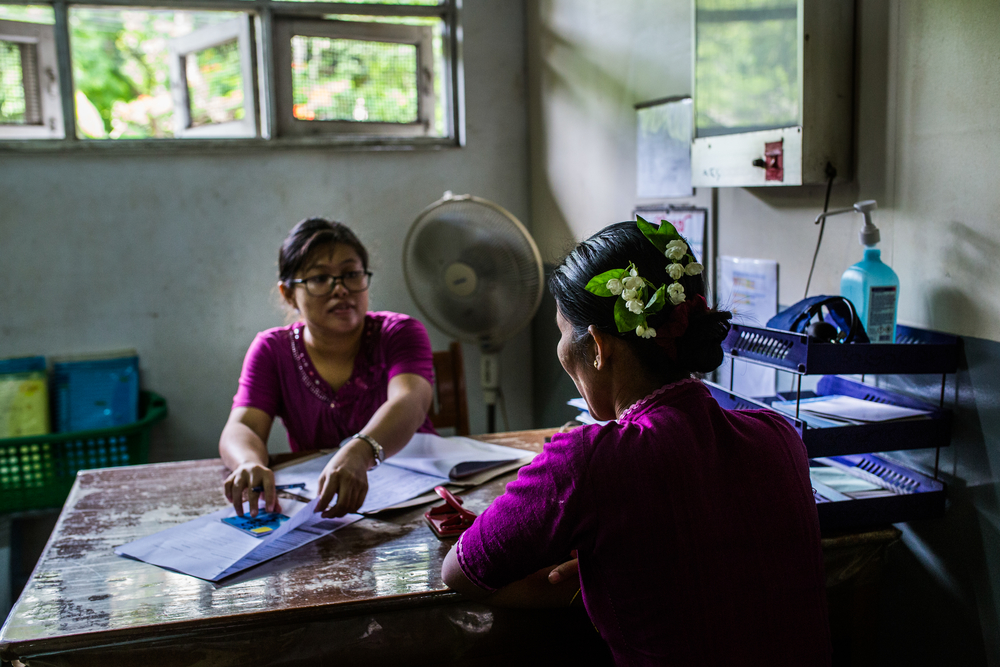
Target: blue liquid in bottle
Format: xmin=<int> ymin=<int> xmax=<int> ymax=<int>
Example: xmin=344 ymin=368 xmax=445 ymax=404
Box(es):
xmin=840 ymin=247 xmax=899 ymax=344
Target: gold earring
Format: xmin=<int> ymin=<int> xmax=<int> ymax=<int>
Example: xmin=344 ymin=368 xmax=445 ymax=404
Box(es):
xmin=593 ymin=358 xmax=599 ymax=369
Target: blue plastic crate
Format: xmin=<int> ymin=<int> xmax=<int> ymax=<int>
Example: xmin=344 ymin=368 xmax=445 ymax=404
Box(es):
xmin=51 ymin=354 xmax=139 ymax=433
xmin=0 ymin=357 xmax=46 ymax=374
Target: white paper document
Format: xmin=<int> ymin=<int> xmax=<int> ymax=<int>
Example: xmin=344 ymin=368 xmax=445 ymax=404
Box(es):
xmin=116 ymin=433 xmax=535 ymax=580
xmin=387 ymin=433 xmax=529 ymax=480
xmin=115 ymin=497 xmax=361 ymax=582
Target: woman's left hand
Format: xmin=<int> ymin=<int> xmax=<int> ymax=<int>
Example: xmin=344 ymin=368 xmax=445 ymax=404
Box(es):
xmin=315 ymin=439 xmax=373 ymax=518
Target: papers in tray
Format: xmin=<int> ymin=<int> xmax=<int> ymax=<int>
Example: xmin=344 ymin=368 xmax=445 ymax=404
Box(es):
xmin=771 ymin=394 xmax=932 ymax=428
xmin=115 ymin=433 xmax=535 ymax=580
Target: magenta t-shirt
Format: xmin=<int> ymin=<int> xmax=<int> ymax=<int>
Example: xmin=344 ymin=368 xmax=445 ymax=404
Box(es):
xmin=457 ymin=379 xmax=831 ymax=666
xmin=232 ymin=311 xmax=436 ymax=451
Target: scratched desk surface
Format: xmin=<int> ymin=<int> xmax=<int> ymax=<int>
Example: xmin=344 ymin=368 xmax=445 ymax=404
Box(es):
xmin=0 ymin=429 xmax=598 ymax=667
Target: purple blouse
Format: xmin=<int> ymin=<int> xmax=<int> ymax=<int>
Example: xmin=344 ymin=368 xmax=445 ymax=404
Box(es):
xmin=232 ymin=311 xmax=436 ymax=452
xmin=458 ymin=379 xmax=830 ymax=666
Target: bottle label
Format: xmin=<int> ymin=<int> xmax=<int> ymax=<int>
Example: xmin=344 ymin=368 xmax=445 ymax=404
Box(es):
xmin=867 ymin=286 xmax=898 ymax=343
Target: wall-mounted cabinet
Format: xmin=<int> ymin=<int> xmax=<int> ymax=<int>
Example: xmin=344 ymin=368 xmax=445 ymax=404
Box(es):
xmin=691 ymin=0 xmax=855 ymax=187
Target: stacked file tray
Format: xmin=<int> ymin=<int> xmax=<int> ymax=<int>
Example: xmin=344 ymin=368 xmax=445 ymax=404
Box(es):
xmin=809 ymin=455 xmax=946 ymax=532
xmin=710 ymin=322 xmax=959 ymax=531
xmin=723 ymin=323 xmax=958 ymax=375
xmin=707 ymin=376 xmax=951 ymax=459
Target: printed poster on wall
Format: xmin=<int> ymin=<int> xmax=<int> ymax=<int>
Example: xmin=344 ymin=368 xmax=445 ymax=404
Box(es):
xmin=717 ymin=256 xmax=779 ymax=398
xmin=633 ymin=207 xmax=706 ymax=267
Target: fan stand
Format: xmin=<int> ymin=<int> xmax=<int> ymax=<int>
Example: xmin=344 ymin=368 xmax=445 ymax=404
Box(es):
xmin=480 ymin=350 xmax=500 ymax=433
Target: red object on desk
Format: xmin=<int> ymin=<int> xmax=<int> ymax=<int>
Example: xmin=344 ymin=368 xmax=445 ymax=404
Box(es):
xmin=425 ymin=485 xmax=477 ymax=539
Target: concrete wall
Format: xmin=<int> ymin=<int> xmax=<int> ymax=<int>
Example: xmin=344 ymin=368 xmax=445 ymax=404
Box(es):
xmin=527 ymin=0 xmax=1000 ymax=662
xmin=0 ymin=0 xmax=533 ymax=463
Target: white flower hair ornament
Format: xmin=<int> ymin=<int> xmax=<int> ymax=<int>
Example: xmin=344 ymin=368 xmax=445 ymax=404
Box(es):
xmin=583 ymin=216 xmax=703 ymax=338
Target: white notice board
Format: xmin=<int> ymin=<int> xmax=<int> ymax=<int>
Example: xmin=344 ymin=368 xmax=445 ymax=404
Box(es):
xmin=636 ymin=97 xmax=694 ymax=198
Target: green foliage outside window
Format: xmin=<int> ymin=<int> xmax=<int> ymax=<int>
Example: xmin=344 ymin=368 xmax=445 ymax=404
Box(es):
xmin=0 ymin=41 xmax=27 ymax=124
xmin=291 ymin=36 xmax=417 ymax=123
xmin=694 ymin=0 xmax=799 ymax=135
xmin=0 ymin=1 xmax=447 ymax=140
xmin=188 ymin=40 xmax=244 ymax=128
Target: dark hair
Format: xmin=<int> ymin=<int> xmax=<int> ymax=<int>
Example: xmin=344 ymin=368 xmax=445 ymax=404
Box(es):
xmin=549 ymin=221 xmax=732 ymax=378
xmin=278 ymin=218 xmax=369 ymax=284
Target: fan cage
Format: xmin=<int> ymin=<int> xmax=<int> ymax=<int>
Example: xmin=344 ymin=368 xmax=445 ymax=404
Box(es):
xmin=403 ymin=194 xmax=544 ymax=350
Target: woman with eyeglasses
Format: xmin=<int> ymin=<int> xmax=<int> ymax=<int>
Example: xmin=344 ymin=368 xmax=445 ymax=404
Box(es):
xmin=219 ymin=218 xmax=437 ymax=519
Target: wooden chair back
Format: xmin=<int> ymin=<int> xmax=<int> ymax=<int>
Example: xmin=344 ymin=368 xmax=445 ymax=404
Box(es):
xmin=429 ymin=342 xmax=470 ymax=436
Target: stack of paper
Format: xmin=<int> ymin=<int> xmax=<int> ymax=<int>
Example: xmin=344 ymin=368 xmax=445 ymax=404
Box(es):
xmin=809 ymin=464 xmax=894 ymax=500
xmin=115 ymin=434 xmax=535 ymax=581
xmin=771 ymin=394 xmax=932 ymax=428
xmin=387 ymin=433 xmax=527 ymax=480
xmin=115 ymin=497 xmax=360 ymax=581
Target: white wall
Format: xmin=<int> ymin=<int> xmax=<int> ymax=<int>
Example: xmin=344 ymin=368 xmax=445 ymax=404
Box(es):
xmin=528 ymin=0 xmax=1000 ymax=342
xmin=527 ymin=0 xmax=1000 ymax=662
xmin=0 ymin=0 xmax=533 ymax=462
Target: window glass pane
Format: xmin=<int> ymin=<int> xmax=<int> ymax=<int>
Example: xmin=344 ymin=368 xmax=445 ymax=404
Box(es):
xmin=186 ymin=39 xmax=244 ymax=128
xmin=0 ymin=6 xmax=55 ymax=25
xmin=0 ymin=39 xmax=41 ymax=125
xmin=694 ymin=0 xmax=799 ymax=137
xmin=317 ymin=14 xmax=446 ymax=136
xmin=69 ymin=8 xmax=246 ymax=139
xmin=278 ymin=0 xmax=440 ymax=4
xmin=291 ymin=35 xmax=417 ymax=123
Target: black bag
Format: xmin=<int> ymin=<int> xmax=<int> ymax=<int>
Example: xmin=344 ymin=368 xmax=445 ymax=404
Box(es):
xmin=766 ymin=295 xmax=869 ymax=344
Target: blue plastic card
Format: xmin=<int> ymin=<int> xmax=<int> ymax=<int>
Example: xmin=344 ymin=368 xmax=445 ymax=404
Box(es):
xmin=221 ymin=512 xmax=290 ymax=538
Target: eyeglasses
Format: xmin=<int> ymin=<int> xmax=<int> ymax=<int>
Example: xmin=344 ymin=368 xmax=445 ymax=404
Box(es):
xmin=289 ymin=270 xmax=372 ymax=296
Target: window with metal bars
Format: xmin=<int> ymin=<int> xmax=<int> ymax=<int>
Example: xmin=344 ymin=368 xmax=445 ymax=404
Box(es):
xmin=0 ymin=18 xmax=62 ymax=138
xmin=0 ymin=1 xmax=462 ymax=147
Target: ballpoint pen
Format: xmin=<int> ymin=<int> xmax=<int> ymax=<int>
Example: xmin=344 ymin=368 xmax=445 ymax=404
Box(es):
xmin=250 ymin=482 xmax=307 ymax=493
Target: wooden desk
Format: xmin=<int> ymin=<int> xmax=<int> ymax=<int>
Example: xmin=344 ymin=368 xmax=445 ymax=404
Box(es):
xmin=0 ymin=428 xmax=899 ymax=666
xmin=0 ymin=429 xmax=610 ymax=667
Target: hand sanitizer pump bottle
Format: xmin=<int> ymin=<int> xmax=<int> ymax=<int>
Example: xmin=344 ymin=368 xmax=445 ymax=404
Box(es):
xmin=838 ymin=201 xmax=899 ymax=343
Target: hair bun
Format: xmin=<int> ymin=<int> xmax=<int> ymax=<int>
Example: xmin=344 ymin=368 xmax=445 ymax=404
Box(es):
xmin=675 ymin=310 xmax=733 ymax=374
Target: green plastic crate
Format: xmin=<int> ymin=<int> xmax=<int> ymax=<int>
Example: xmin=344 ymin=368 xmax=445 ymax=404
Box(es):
xmin=0 ymin=391 xmax=167 ymax=513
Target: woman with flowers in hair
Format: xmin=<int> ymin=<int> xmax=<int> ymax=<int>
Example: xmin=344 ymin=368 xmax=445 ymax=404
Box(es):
xmin=443 ymin=219 xmax=830 ymax=665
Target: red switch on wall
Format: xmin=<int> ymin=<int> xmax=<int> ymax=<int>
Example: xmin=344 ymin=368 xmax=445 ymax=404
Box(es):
xmin=764 ymin=140 xmax=783 ymax=181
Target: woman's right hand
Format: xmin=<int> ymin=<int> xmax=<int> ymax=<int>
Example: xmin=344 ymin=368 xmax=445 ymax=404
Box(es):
xmin=220 ymin=407 xmax=276 ymax=518
xmin=224 ymin=462 xmax=277 ymax=517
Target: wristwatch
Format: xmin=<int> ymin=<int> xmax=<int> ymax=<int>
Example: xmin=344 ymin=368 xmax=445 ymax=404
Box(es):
xmin=352 ymin=432 xmax=384 ymax=468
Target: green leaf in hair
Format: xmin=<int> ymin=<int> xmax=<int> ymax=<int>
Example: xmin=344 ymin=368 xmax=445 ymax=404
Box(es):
xmin=585 ymin=268 xmax=628 ymax=297
xmin=636 ymin=215 xmax=682 ymax=254
xmin=614 ymin=297 xmax=644 ymax=332
xmin=644 ymin=284 xmax=666 ymax=315
xmin=636 ymin=216 xmax=666 ymax=253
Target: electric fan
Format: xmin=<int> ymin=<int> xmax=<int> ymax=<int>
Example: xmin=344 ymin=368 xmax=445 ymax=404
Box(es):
xmin=403 ymin=193 xmax=544 ymax=432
